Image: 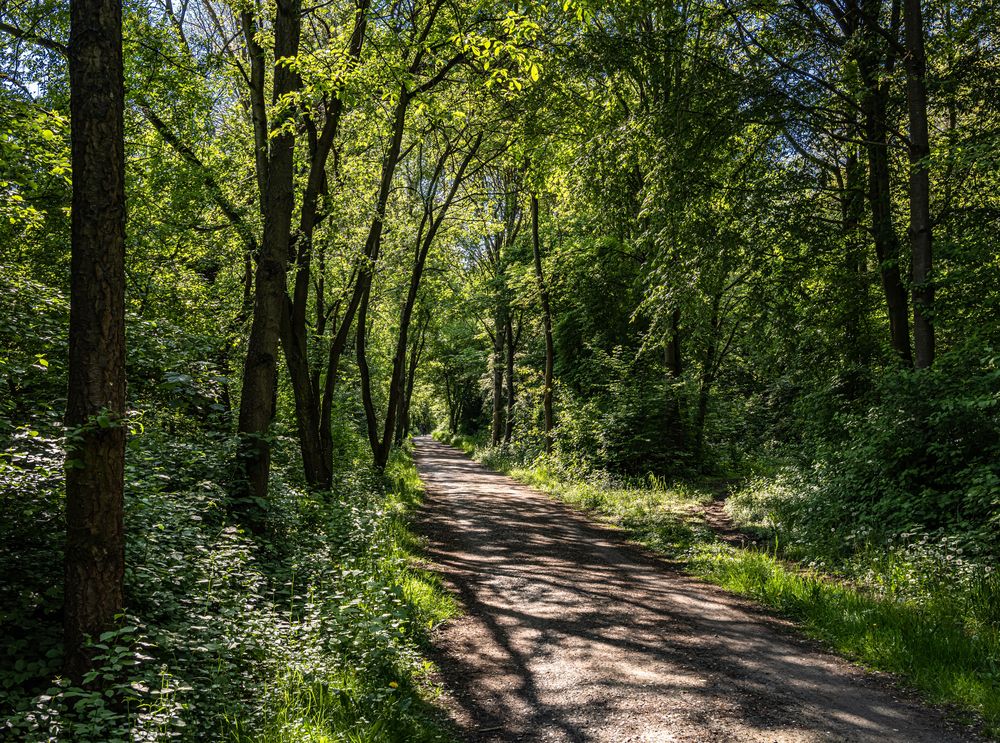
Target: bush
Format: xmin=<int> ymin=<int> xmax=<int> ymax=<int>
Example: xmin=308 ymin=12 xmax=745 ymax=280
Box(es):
xmin=0 ymin=426 xmax=456 ymax=742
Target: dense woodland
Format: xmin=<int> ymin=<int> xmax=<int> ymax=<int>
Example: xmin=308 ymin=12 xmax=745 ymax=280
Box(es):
xmin=1 ymin=0 xmax=999 ymax=737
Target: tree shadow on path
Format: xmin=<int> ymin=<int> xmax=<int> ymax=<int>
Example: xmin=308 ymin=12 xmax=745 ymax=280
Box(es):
xmin=413 ymin=437 xmax=980 ymax=743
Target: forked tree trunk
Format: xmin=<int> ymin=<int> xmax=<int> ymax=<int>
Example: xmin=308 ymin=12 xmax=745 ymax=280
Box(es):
xmin=280 ymin=0 xmax=368 ymax=488
xmin=359 ymin=135 xmax=482 ymax=470
xmin=64 ymin=0 xmax=126 ymax=679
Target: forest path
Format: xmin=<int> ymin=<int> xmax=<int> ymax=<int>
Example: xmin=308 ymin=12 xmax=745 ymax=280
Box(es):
xmin=412 ymin=436 xmax=980 ymax=743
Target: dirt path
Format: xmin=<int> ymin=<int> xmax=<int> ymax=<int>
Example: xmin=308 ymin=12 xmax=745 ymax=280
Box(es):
xmin=413 ymin=437 xmax=981 ymax=743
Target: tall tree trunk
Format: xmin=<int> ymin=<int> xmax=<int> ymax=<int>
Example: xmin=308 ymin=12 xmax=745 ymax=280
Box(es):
xmin=531 ymin=194 xmax=555 ymax=455
xmin=64 ymin=0 xmax=126 ymax=679
xmin=664 ymin=307 xmax=684 ymax=447
xmin=666 ymin=308 xmax=682 ymax=376
xmin=358 ymin=134 xmax=482 ymax=470
xmin=903 ymin=0 xmax=934 ymax=368
xmin=320 ymin=88 xmax=410 ymax=470
xmin=842 ymin=148 xmax=871 ymax=373
xmin=281 ymin=0 xmax=368 ymax=488
xmin=858 ymin=0 xmax=912 ymax=365
xmin=694 ymin=294 xmax=721 ymax=462
xmin=443 ymin=368 xmax=458 ymax=433
xmin=280 ymin=297 xmax=329 ymax=486
xmin=397 ymin=311 xmax=428 ymax=444
xmin=235 ymin=0 xmax=302 ymax=524
xmin=491 ymin=302 xmax=505 ymax=446
xmin=503 ymin=313 xmax=518 ymax=444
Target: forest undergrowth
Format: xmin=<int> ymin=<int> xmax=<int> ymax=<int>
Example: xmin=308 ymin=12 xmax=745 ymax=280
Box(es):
xmin=1 ymin=425 xmax=457 ymax=743
xmin=436 ymin=429 xmax=1000 ymax=738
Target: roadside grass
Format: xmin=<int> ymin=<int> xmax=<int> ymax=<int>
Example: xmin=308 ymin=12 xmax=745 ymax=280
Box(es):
xmin=241 ymin=446 xmax=459 ymax=743
xmin=434 ymin=432 xmax=1000 ymax=738
xmin=508 ymin=459 xmax=711 ymax=556
xmin=689 ymin=544 xmax=1000 ymax=736
xmin=384 ymin=446 xmax=461 ymax=635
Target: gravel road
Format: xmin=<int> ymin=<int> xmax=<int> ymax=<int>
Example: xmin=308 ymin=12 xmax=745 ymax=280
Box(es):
xmin=413 ymin=436 xmax=981 ymax=743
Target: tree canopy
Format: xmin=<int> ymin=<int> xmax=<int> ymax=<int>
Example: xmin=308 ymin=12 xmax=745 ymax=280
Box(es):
xmin=2 ymin=0 xmax=999 ymax=735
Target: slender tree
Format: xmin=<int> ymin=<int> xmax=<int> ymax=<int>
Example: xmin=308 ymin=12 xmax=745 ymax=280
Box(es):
xmin=234 ymin=0 xmax=302 ymax=521
xmin=530 ymin=193 xmax=554 ymax=454
xmin=903 ymin=0 xmax=934 ymax=368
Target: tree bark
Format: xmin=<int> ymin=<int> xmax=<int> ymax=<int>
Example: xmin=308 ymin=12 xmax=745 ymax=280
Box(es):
xmin=503 ymin=312 xmax=520 ymax=444
xmin=280 ymin=0 xmax=369 ymax=488
xmin=531 ymin=194 xmax=555 ymax=455
xmin=903 ymin=0 xmax=934 ymax=368
xmin=694 ymin=293 xmax=721 ymax=462
xmin=666 ymin=307 xmax=682 ymax=376
xmin=358 ymin=134 xmax=481 ymax=470
xmin=235 ymin=0 xmax=302 ymax=525
xmin=64 ymin=0 xmax=126 ymax=679
xmin=491 ymin=300 xmax=505 ymax=446
xmin=858 ymin=0 xmax=912 ymax=365
xmin=396 ymin=310 xmax=428 ymax=444
xmin=842 ymin=147 xmax=871 ymax=373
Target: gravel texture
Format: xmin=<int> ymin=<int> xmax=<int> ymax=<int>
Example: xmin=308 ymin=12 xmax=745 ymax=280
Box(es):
xmin=413 ymin=436 xmax=982 ymax=743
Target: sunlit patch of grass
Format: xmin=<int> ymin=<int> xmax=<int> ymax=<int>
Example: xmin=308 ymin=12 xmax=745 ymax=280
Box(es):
xmin=235 ymin=447 xmax=459 ymax=743
xmin=246 ymin=667 xmax=453 ymax=743
xmin=385 ymin=447 xmax=460 ymax=636
xmin=431 ymin=429 xmax=477 ymax=455
xmin=688 ymin=544 xmax=1000 ymax=736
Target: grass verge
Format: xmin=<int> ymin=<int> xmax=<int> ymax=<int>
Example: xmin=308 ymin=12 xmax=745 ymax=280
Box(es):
xmin=1 ymin=425 xmax=460 ymax=743
xmin=246 ymin=446 xmax=459 ymax=743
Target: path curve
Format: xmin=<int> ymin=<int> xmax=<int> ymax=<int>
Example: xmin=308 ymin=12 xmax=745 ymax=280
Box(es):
xmin=413 ymin=436 xmax=981 ymax=743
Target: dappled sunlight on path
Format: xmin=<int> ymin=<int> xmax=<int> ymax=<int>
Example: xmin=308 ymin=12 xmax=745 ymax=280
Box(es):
xmin=413 ymin=436 xmax=979 ymax=743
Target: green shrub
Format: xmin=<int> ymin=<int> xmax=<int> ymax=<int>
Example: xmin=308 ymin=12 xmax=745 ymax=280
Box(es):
xmin=0 ymin=427 xmax=456 ymax=742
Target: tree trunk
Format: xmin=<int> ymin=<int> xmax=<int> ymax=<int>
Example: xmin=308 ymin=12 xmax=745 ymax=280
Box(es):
xmin=358 ymin=134 xmax=481 ymax=470
xmin=235 ymin=0 xmax=302 ymax=525
xmin=531 ymin=194 xmax=555 ymax=455
xmin=503 ymin=313 xmax=518 ymax=444
xmin=903 ymin=0 xmax=934 ymax=368
xmin=858 ymin=0 xmax=912 ymax=365
xmin=694 ymin=294 xmax=721 ymax=462
xmin=281 ymin=0 xmax=368 ymax=487
xmin=491 ymin=302 xmax=505 ymax=446
xmin=666 ymin=307 xmax=682 ymax=376
xmin=280 ymin=297 xmax=329 ymax=487
xmin=663 ymin=307 xmax=685 ymax=447
xmin=842 ymin=148 xmax=871 ymax=373
xmin=397 ymin=311 xmax=428 ymax=444
xmin=64 ymin=0 xmax=126 ymax=679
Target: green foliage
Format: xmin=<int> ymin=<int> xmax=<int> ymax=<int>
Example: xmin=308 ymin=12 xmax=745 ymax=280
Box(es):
xmin=689 ymin=544 xmax=1000 ymax=735
xmin=729 ymin=348 xmax=1000 ymax=557
xmin=0 ymin=426 xmax=456 ymax=742
xmin=0 ymin=269 xmax=68 ymax=433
